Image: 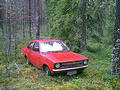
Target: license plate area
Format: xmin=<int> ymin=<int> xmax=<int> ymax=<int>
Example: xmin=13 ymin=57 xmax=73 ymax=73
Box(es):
xmin=67 ymin=70 xmax=77 ymax=75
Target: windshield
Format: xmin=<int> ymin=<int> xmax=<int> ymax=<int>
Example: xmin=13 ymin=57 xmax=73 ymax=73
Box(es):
xmin=40 ymin=41 xmax=69 ymax=53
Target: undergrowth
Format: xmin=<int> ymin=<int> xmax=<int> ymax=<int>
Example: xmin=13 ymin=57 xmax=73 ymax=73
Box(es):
xmin=0 ymin=37 xmax=120 ymax=90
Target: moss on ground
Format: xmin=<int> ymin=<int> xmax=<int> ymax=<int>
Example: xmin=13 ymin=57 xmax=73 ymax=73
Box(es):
xmin=0 ymin=36 xmax=119 ymax=90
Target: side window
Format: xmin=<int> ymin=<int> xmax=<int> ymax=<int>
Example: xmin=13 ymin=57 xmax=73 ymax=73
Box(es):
xmin=27 ymin=42 xmax=34 ymax=49
xmin=32 ymin=42 xmax=39 ymax=52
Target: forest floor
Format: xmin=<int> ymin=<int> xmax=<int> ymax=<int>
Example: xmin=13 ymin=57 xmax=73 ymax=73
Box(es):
xmin=0 ymin=33 xmax=120 ymax=90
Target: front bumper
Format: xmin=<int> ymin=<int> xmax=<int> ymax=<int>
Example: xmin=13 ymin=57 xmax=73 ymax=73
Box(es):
xmin=53 ymin=65 xmax=88 ymax=72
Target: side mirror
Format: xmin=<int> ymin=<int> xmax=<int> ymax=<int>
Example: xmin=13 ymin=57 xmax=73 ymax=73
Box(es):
xmin=33 ymin=47 xmax=39 ymax=52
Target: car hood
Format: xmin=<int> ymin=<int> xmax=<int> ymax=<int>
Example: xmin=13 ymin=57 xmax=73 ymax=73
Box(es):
xmin=44 ymin=51 xmax=88 ymax=63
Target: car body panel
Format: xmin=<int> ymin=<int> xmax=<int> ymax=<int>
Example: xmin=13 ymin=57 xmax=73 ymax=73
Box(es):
xmin=22 ymin=39 xmax=88 ymax=74
xmin=44 ymin=51 xmax=88 ymax=63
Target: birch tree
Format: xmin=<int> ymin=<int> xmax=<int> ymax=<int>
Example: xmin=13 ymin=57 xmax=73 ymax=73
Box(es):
xmin=111 ymin=0 xmax=120 ymax=77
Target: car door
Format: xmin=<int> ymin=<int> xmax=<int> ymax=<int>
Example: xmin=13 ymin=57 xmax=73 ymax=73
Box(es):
xmin=26 ymin=42 xmax=34 ymax=63
xmin=31 ymin=42 xmax=41 ymax=67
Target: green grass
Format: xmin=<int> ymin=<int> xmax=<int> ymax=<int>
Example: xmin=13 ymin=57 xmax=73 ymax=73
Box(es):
xmin=0 ymin=41 xmax=117 ymax=90
xmin=0 ymin=29 xmax=120 ymax=90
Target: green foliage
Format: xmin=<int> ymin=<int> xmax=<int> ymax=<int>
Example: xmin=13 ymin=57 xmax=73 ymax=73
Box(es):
xmin=46 ymin=0 xmax=82 ymax=52
xmin=46 ymin=0 xmax=114 ymax=53
xmin=0 ymin=51 xmax=3 ymax=56
xmin=87 ymin=39 xmax=102 ymax=53
xmin=102 ymin=0 xmax=115 ymax=45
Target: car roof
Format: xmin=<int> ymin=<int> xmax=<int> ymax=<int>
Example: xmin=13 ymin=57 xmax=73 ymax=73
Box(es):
xmin=31 ymin=39 xmax=61 ymax=42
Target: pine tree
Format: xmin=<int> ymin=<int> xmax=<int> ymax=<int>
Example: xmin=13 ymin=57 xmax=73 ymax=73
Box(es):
xmin=29 ymin=0 xmax=32 ymax=39
xmin=36 ymin=0 xmax=41 ymax=40
xmin=81 ymin=0 xmax=88 ymax=51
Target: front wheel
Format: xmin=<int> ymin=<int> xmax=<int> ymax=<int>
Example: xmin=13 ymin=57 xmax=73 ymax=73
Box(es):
xmin=25 ymin=57 xmax=30 ymax=65
xmin=45 ymin=66 xmax=52 ymax=76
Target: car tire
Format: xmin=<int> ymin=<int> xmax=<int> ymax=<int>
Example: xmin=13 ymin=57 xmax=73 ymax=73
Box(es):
xmin=45 ymin=66 xmax=51 ymax=76
xmin=25 ymin=57 xmax=30 ymax=65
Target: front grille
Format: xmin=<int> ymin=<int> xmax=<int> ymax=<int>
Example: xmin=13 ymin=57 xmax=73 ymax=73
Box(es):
xmin=60 ymin=61 xmax=84 ymax=68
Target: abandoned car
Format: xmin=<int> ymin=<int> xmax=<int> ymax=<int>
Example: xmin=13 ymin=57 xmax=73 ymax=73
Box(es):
xmin=22 ymin=39 xmax=88 ymax=75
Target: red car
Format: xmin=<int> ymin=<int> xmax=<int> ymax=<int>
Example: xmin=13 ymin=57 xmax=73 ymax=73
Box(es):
xmin=22 ymin=39 xmax=88 ymax=75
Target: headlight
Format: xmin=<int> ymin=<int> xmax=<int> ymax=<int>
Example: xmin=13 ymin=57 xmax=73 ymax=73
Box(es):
xmin=84 ymin=60 xmax=88 ymax=65
xmin=55 ymin=63 xmax=60 ymax=68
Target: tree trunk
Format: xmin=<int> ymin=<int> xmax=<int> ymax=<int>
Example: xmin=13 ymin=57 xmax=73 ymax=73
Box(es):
xmin=29 ymin=0 xmax=32 ymax=39
xmin=106 ymin=0 xmax=110 ymax=16
xmin=22 ymin=1 xmax=25 ymax=40
xmin=0 ymin=0 xmax=4 ymax=36
xmin=0 ymin=16 xmax=4 ymax=37
xmin=36 ymin=0 xmax=41 ymax=40
xmin=6 ymin=0 xmax=11 ymax=77
xmin=81 ymin=0 xmax=87 ymax=51
xmin=111 ymin=0 xmax=120 ymax=77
